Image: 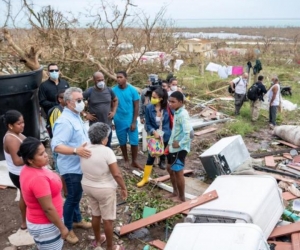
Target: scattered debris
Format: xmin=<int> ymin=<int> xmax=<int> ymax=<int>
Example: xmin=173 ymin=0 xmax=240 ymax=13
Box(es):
xmin=119 ymin=191 xmax=218 ymax=235
xmin=194 ymin=127 xmax=217 ymax=136
xmin=149 ymin=239 xmax=166 ymax=250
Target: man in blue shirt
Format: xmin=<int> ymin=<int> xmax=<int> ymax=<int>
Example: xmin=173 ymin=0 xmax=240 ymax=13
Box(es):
xmin=113 ymin=71 xmax=141 ymax=170
xmin=51 ymin=87 xmax=92 ymax=244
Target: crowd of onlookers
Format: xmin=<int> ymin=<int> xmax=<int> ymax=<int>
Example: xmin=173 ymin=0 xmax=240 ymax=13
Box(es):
xmin=2 ymin=63 xmax=192 ymax=250
xmin=3 ymin=62 xmax=280 ymax=249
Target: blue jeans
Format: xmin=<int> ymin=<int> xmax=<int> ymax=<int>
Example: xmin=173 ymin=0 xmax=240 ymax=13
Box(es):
xmin=107 ymin=130 xmax=113 ymax=148
xmin=62 ymin=173 xmax=83 ymax=230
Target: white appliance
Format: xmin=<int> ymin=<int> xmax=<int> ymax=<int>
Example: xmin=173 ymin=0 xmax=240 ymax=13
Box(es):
xmin=165 ymin=223 xmax=270 ymax=250
xmin=200 ymin=135 xmax=250 ymax=178
xmin=186 ymin=175 xmax=284 ymax=238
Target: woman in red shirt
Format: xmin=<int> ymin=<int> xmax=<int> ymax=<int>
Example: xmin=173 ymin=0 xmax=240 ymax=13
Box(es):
xmin=19 ymin=137 xmax=68 ymax=250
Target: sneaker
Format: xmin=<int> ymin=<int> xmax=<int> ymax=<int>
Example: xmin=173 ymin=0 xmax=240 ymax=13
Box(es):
xmin=269 ymin=124 xmax=275 ymax=130
xmin=73 ymin=220 xmax=92 ymax=229
xmin=66 ymin=230 xmax=79 ymax=244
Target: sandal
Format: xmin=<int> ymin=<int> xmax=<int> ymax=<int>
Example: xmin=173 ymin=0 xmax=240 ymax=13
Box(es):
xmin=91 ymin=234 xmax=106 ymax=248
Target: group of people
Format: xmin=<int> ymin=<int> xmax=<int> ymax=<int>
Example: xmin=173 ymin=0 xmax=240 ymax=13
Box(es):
xmin=2 ymin=63 xmax=192 ymax=250
xmin=229 ymin=73 xmax=281 ymax=128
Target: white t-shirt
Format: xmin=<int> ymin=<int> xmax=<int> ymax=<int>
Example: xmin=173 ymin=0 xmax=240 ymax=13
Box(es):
xmin=233 ymin=77 xmax=247 ymax=94
xmin=80 ymin=144 xmax=117 ymax=189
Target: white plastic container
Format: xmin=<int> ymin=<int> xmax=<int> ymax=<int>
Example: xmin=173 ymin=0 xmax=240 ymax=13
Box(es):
xmin=200 ymin=135 xmax=250 ymax=178
xmin=186 ymin=175 xmax=284 ymax=238
xmin=165 ymin=223 xmax=270 ymax=250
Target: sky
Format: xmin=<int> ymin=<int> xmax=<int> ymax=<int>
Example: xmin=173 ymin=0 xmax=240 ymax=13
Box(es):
xmin=1 ymin=0 xmax=299 ymax=27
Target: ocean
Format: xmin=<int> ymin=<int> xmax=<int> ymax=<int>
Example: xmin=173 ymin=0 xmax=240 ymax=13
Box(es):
xmin=173 ymin=19 xmax=300 ymax=28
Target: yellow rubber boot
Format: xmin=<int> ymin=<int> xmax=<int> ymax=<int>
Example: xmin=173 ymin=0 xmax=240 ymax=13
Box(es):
xmin=137 ymin=165 xmax=153 ymax=187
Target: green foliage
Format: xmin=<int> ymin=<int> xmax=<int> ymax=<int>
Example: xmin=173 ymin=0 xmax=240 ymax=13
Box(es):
xmin=123 ymin=173 xmax=182 ymax=227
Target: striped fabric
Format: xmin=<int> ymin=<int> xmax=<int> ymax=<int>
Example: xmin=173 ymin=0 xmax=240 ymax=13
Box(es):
xmin=27 ymin=220 xmax=63 ymax=250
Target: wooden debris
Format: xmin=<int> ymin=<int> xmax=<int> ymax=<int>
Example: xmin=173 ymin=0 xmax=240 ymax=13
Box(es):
xmin=265 ymin=156 xmax=276 ymax=168
xmin=283 ymin=153 xmax=293 ymax=160
xmin=251 ymin=148 xmax=300 ymax=159
xmin=278 ymin=140 xmax=298 ymax=149
xmin=268 ymin=241 xmax=292 ymax=250
xmin=149 ymin=240 xmax=166 ymax=250
xmin=119 ymin=190 xmax=218 ymax=235
xmin=278 ymin=164 xmax=300 ymax=176
xmin=269 ymin=222 xmax=300 ymax=238
xmin=293 ymin=155 xmax=300 ymax=163
xmin=288 ymin=164 xmax=300 ymax=172
xmin=292 ymin=232 xmax=300 ymax=250
xmin=274 ymin=156 xmax=285 ymax=161
xmin=254 ymin=170 xmax=300 ymax=185
xmin=194 ymin=127 xmax=217 ymax=136
xmin=151 ymin=170 xmax=194 ymax=183
xmin=282 ymin=192 xmax=298 ymax=201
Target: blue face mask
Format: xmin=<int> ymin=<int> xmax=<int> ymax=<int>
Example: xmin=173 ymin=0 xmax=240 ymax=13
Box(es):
xmin=49 ymin=71 xmax=59 ymax=80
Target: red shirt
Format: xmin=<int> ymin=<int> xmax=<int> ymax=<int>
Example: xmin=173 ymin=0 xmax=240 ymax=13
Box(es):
xmin=20 ymin=166 xmax=63 ymax=224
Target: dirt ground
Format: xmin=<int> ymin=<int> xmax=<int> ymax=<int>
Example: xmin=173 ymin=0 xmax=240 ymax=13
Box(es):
xmin=0 ymin=120 xmax=282 ymax=250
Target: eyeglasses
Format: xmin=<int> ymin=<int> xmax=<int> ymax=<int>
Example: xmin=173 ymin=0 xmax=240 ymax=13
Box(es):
xmin=49 ymin=69 xmax=59 ymax=72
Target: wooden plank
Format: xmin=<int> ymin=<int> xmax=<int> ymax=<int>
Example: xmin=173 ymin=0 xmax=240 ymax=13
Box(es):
xmin=274 ymin=156 xmax=285 ymax=161
xmin=279 ymin=165 xmax=300 ymax=176
xmin=282 ymin=192 xmax=298 ymax=201
xmin=293 ymin=155 xmax=300 ymax=163
xmin=254 ymin=170 xmax=300 ymax=185
xmin=151 ymin=170 xmax=194 ymax=183
xmin=149 ymin=240 xmax=166 ymax=250
xmin=268 ymin=222 xmax=300 ymax=238
xmin=181 ymin=209 xmax=190 ymax=215
xmin=120 ymin=190 xmax=218 ymax=235
xmin=265 ymin=156 xmax=277 ymax=168
xmin=283 ymin=153 xmax=293 ymax=160
xmin=278 ymin=140 xmax=299 ymax=149
xmin=251 ymin=148 xmax=300 ymax=159
xmin=194 ymin=127 xmax=217 ymax=136
xmin=288 ymin=164 xmax=300 ymax=172
xmin=267 ymin=241 xmax=292 ymax=250
xmin=292 ymin=233 xmax=300 ymax=250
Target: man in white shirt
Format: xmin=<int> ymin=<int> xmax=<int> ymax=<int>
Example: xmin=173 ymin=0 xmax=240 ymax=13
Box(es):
xmin=268 ymin=77 xmax=280 ymax=129
xmin=229 ymin=73 xmax=248 ymax=115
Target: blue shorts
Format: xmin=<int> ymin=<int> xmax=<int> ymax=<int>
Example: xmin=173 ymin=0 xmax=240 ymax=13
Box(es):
xmin=168 ymin=150 xmax=187 ymax=172
xmin=116 ymin=124 xmax=139 ymax=146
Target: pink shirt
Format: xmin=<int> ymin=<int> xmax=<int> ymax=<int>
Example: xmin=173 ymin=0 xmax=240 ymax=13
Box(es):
xmin=20 ymin=166 xmax=63 ymax=224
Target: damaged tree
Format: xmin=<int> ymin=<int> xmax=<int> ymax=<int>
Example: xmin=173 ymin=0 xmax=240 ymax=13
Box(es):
xmin=0 ymin=0 xmax=180 ymax=86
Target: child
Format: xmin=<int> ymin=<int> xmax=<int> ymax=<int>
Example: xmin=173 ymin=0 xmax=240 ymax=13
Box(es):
xmin=166 ymin=91 xmax=192 ymax=202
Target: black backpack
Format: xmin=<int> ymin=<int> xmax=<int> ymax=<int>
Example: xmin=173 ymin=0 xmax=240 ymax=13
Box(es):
xmin=228 ymin=78 xmax=241 ymax=94
xmin=247 ymin=83 xmax=260 ymax=101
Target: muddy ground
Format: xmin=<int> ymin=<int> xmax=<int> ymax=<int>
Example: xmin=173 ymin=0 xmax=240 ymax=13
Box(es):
xmin=0 ymin=118 xmax=285 ymax=250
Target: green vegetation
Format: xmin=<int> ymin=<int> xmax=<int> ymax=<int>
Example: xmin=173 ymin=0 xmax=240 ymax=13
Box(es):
xmin=166 ymin=63 xmax=300 ymax=136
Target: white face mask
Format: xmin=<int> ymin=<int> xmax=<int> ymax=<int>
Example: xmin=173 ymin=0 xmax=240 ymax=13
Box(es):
xmin=171 ymin=85 xmax=178 ymax=91
xmin=74 ymin=100 xmax=85 ymax=113
xmin=96 ymin=81 xmax=105 ymax=89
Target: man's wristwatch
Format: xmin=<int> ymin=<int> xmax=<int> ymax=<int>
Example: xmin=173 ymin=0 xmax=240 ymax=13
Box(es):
xmin=73 ymin=148 xmax=77 ymax=155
